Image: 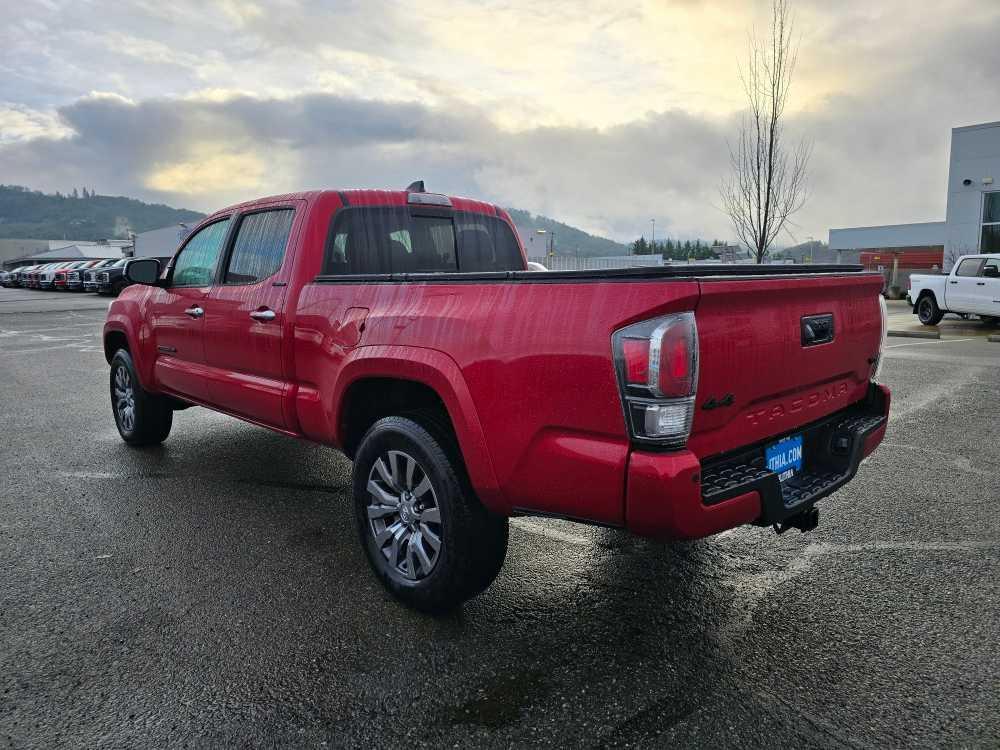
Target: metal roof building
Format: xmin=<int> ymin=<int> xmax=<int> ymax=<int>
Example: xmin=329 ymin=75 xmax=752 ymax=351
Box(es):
xmin=830 ymin=120 xmax=1000 ymax=271
xmin=2 ymin=241 xmax=128 ymax=269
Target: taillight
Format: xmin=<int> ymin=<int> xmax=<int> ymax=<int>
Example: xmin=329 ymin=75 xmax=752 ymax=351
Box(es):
xmin=612 ymin=312 xmax=698 ymax=448
xmin=622 ymin=339 xmax=650 ymax=383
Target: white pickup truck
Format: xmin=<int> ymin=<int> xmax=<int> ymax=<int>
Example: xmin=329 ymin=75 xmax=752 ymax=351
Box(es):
xmin=909 ymin=253 xmax=1000 ymax=325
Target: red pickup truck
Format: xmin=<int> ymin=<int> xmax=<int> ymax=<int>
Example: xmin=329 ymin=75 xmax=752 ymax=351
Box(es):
xmin=104 ymin=187 xmax=890 ymax=611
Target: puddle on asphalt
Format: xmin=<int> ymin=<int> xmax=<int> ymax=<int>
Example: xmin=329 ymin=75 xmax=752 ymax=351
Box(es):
xmin=446 ymin=669 xmax=547 ymax=729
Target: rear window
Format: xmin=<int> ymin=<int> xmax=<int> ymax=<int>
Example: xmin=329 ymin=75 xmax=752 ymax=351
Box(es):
xmin=323 ymin=207 xmax=522 ymax=275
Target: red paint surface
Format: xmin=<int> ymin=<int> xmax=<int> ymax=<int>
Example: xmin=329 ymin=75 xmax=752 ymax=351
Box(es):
xmin=105 ymin=189 xmax=890 ymax=539
xmin=626 ymin=447 xmax=761 ymax=539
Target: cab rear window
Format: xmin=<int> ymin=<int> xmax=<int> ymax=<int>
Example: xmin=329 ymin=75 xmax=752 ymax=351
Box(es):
xmin=323 ymin=207 xmax=522 ymax=275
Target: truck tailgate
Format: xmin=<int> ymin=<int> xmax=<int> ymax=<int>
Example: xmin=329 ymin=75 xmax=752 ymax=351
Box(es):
xmin=688 ymin=272 xmax=884 ymax=460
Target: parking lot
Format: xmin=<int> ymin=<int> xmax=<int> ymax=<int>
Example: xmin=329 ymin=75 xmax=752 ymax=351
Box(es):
xmin=1 ymin=289 xmax=998 ymax=748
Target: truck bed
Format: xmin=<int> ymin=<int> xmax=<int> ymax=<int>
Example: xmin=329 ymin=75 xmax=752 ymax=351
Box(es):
xmin=300 ymin=264 xmax=884 ymax=526
xmin=315 ymin=263 xmax=866 ymax=284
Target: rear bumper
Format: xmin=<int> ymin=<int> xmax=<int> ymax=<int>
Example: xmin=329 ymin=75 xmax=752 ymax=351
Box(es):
xmin=626 ymin=383 xmax=890 ymax=539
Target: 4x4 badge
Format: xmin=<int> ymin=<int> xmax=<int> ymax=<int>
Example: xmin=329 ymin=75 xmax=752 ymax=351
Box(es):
xmin=702 ymin=394 xmax=734 ymax=411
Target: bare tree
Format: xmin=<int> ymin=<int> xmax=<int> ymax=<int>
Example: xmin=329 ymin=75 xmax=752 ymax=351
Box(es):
xmin=721 ymin=0 xmax=812 ymax=263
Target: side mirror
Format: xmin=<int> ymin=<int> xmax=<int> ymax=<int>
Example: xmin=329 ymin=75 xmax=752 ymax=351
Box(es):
xmin=983 ymin=266 xmax=1000 ymax=278
xmin=124 ymin=258 xmax=161 ymax=285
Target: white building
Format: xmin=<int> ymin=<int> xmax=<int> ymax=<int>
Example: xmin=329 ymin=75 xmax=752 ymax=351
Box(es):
xmin=830 ymin=120 xmax=1000 ymax=271
xmin=131 ymin=224 xmax=193 ymax=259
xmin=943 ymin=120 xmax=1000 ymax=263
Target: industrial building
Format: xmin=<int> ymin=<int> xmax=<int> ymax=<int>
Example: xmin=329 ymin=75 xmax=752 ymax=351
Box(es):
xmin=830 ymin=120 xmax=1000 ymax=286
xmin=2 ymin=223 xmax=191 ymax=270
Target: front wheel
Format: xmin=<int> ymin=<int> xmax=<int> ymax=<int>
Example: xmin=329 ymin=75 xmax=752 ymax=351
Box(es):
xmin=110 ymin=349 xmax=173 ymax=446
xmin=352 ymin=415 xmax=508 ymax=612
xmin=916 ymin=295 xmax=944 ymax=325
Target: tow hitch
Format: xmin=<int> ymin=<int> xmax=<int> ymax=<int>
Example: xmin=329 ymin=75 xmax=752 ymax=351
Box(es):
xmin=773 ymin=507 xmax=819 ymax=535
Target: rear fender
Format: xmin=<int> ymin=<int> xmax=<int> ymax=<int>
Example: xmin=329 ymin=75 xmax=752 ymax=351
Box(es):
xmin=325 ymin=345 xmax=504 ymax=512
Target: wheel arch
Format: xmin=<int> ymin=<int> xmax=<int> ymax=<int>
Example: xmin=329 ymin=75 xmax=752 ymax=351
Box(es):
xmin=103 ymin=317 xmax=155 ymax=391
xmin=327 ymin=347 xmax=505 ymax=513
xmin=913 ymin=289 xmax=940 ymax=310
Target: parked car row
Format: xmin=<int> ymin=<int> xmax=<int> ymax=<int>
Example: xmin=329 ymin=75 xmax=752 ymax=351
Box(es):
xmin=0 ymin=258 xmax=133 ymax=295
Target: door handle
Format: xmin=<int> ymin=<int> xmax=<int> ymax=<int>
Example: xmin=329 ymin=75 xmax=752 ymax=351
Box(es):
xmin=250 ymin=308 xmax=276 ymax=322
xmin=184 ymin=306 xmax=204 ymax=318
xmin=949 ymin=280 xmax=958 ymax=284
xmin=976 ymin=281 xmax=986 ymax=285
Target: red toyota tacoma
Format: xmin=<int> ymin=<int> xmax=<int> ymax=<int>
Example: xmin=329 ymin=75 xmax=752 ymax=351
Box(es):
xmin=103 ymin=186 xmax=890 ymax=611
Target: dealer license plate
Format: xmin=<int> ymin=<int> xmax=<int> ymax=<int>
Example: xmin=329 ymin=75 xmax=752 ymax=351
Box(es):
xmin=766 ymin=434 xmax=803 ymax=482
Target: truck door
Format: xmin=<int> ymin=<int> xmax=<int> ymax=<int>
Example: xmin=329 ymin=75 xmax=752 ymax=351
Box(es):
xmin=974 ymin=258 xmax=1000 ymax=317
xmin=202 ymin=205 xmax=300 ymax=429
xmin=148 ymin=217 xmax=232 ymax=401
xmin=948 ymin=257 xmax=985 ymax=312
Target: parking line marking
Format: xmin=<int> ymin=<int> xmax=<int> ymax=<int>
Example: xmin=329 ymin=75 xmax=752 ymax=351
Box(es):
xmin=886 ymin=337 xmax=975 ymax=348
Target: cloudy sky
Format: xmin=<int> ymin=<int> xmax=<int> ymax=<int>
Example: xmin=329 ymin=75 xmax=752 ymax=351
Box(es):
xmin=1 ymin=0 xmax=999 ymax=243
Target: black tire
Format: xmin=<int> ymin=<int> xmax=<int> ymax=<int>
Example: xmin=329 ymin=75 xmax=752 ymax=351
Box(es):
xmin=109 ymin=349 xmax=173 ymax=446
xmin=980 ymin=315 xmax=999 ymax=327
xmin=916 ymin=294 xmax=944 ymax=325
xmin=112 ymin=280 xmax=127 ymax=296
xmin=352 ymin=415 xmax=508 ymax=612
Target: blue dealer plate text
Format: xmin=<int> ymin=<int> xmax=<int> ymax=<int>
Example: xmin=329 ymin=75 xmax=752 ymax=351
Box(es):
xmin=766 ymin=434 xmax=803 ymax=482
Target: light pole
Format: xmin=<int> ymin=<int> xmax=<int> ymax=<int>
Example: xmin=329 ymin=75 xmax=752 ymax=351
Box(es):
xmin=650 ymin=219 xmax=655 ymax=250
xmin=535 ymin=229 xmax=555 ymax=258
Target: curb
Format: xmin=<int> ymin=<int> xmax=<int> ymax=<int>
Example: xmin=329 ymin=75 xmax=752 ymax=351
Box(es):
xmin=887 ymin=329 xmax=940 ymax=339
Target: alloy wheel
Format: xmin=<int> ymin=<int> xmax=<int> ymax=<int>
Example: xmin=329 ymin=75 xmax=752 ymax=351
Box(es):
xmin=113 ymin=366 xmax=136 ymax=432
xmin=366 ymin=450 xmax=443 ymax=581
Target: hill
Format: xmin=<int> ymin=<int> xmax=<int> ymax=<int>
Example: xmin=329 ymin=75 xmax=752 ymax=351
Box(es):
xmin=0 ymin=185 xmax=205 ymax=241
xmin=0 ymin=184 xmax=631 ymax=257
xmin=506 ymin=208 xmax=629 ymax=258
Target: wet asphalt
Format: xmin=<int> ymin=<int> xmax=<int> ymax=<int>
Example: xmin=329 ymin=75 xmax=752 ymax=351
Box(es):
xmin=1 ymin=292 xmax=998 ymax=748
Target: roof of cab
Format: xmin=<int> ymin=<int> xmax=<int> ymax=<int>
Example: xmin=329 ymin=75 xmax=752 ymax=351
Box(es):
xmin=201 ymin=189 xmax=504 ymax=223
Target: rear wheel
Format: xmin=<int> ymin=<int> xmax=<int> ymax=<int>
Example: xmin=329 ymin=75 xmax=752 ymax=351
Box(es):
xmin=110 ymin=349 xmax=172 ymax=446
xmin=916 ymin=295 xmax=944 ymax=325
xmin=352 ymin=415 xmax=508 ymax=612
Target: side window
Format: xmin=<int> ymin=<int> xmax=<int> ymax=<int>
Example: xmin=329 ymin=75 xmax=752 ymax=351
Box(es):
xmin=455 ymin=215 xmax=523 ymax=272
xmin=171 ymin=218 xmax=231 ymax=287
xmin=955 ymin=258 xmax=984 ymax=277
xmin=224 ymin=209 xmax=294 ymax=285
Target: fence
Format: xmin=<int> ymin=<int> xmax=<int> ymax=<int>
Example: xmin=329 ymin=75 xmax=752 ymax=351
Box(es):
xmin=527 ymin=255 xmax=664 ymax=271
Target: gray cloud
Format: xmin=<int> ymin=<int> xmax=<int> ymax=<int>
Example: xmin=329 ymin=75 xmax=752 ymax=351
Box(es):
xmin=0 ymin=92 xmax=735 ymax=240
xmin=2 ymin=0 xmax=1000 ymax=244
